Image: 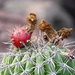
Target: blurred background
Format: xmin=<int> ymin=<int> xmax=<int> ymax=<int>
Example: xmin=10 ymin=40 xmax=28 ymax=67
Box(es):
xmin=0 ymin=0 xmax=75 ymax=52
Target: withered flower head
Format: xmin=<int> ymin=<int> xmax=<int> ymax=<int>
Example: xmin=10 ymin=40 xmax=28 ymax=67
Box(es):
xmin=37 ymin=20 xmax=72 ymax=46
xmin=26 ymin=13 xmax=73 ymax=46
xmin=26 ymin=13 xmax=38 ymax=34
xmin=26 ymin=13 xmax=38 ymax=24
xmin=57 ymin=28 xmax=72 ymax=39
xmin=37 ymin=20 xmax=57 ymax=39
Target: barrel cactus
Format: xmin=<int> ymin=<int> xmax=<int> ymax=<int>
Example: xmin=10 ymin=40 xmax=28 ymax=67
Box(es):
xmin=0 ymin=13 xmax=75 ymax=75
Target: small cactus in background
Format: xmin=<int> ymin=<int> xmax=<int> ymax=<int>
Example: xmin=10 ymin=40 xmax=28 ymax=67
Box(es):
xmin=0 ymin=13 xmax=75 ymax=75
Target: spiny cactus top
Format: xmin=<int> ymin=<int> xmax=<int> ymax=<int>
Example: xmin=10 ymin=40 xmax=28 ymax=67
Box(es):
xmin=0 ymin=13 xmax=75 ymax=75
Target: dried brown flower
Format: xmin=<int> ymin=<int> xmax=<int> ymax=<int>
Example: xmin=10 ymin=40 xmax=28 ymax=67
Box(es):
xmin=37 ymin=20 xmax=72 ymax=45
xmin=53 ymin=28 xmax=72 ymax=45
xmin=57 ymin=28 xmax=72 ymax=40
xmin=37 ymin=20 xmax=57 ymax=41
xmin=26 ymin=13 xmax=38 ymax=34
xmin=25 ymin=13 xmax=72 ymax=46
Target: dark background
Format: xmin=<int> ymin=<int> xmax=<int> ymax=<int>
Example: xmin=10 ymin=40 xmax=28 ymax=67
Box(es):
xmin=0 ymin=0 xmax=75 ymax=52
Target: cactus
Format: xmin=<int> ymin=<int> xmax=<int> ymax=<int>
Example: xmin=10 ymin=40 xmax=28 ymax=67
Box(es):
xmin=0 ymin=13 xmax=75 ymax=75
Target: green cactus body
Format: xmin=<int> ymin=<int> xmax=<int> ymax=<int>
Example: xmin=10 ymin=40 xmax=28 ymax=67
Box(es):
xmin=0 ymin=44 xmax=75 ymax=75
xmin=0 ymin=13 xmax=75 ymax=75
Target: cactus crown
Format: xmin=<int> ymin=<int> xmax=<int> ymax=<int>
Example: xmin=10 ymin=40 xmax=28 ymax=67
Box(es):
xmin=0 ymin=13 xmax=75 ymax=75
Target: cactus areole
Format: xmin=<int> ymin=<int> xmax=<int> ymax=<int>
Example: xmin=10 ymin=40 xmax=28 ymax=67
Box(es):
xmin=11 ymin=28 xmax=31 ymax=48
